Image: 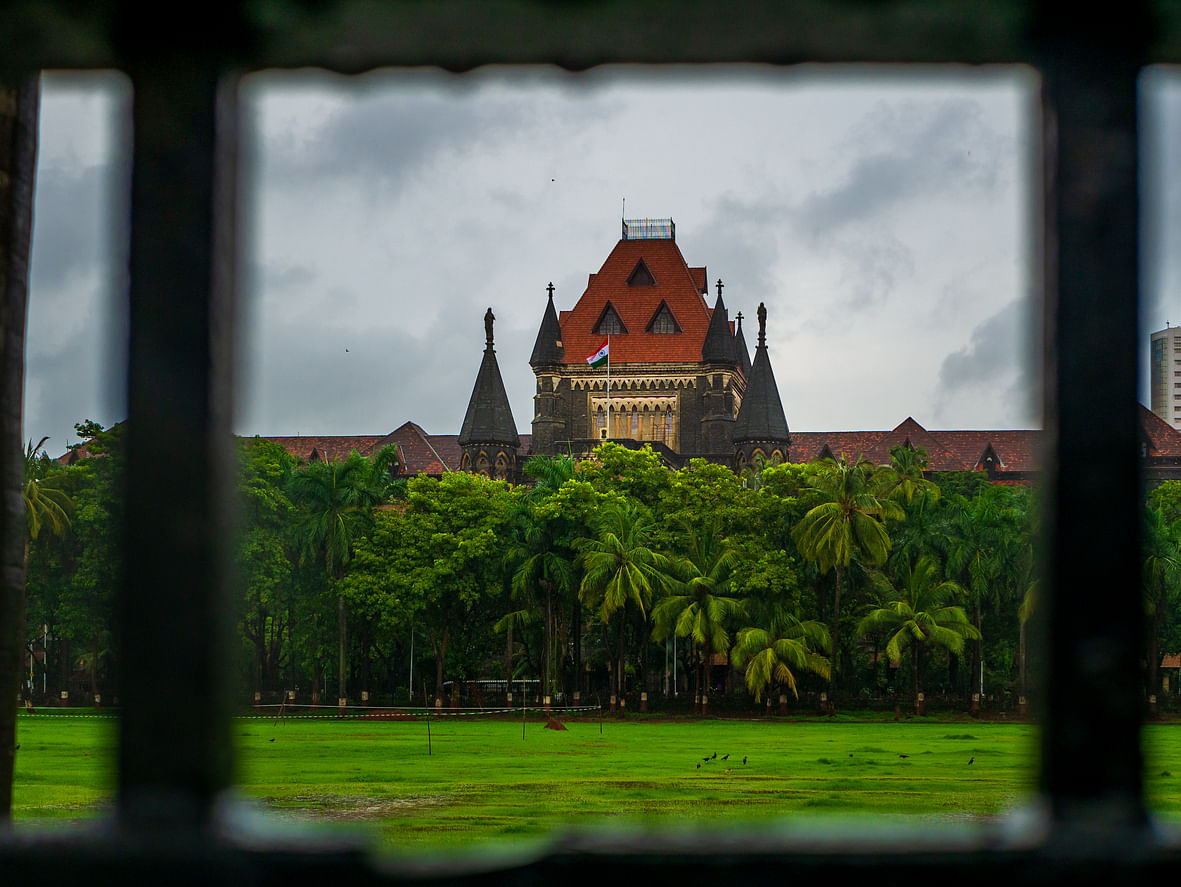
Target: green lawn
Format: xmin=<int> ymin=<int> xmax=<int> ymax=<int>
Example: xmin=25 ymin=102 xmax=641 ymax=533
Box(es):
xmin=12 ymin=710 xmax=1181 ymax=853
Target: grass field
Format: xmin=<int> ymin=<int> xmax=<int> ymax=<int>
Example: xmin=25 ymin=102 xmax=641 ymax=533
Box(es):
xmin=12 ymin=710 xmax=1181 ymax=853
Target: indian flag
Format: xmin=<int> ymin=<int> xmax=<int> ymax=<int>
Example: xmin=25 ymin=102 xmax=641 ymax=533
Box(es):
xmin=586 ymin=339 xmax=609 ymax=368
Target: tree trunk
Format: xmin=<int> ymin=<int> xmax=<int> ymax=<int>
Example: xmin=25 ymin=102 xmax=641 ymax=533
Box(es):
xmin=337 ymin=593 xmax=346 ymax=701
xmin=1149 ymin=604 xmax=1163 ymax=703
xmin=617 ymin=614 xmax=626 ymax=700
xmin=0 ymin=75 xmax=38 ymax=820
xmin=973 ymin=602 xmax=983 ymax=703
xmin=829 ymin=566 xmax=843 ymax=695
xmin=544 ymin=584 xmax=553 ymax=700
xmin=572 ymin=600 xmax=582 ymax=697
xmin=505 ymin=619 xmax=514 ymax=691
xmin=432 ymin=626 xmax=449 ymax=707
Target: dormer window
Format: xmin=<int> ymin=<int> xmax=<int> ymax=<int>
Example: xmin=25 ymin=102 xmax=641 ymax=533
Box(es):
xmin=646 ymin=301 xmax=682 ymax=334
xmin=594 ymin=302 xmax=628 ymax=336
xmin=627 ymin=259 xmax=656 ymax=286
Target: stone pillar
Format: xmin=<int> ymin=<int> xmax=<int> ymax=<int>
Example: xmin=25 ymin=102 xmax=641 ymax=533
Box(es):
xmin=337 ymin=696 xmax=347 ymax=717
xmin=93 ymin=693 xmax=101 ymax=709
xmin=779 ymin=694 xmax=788 ymax=716
xmin=253 ymin=691 xmax=261 ymax=708
xmin=640 ymin=691 xmax=648 ymax=713
xmin=971 ymin=692 xmax=980 ymax=715
xmin=60 ymin=690 xmax=68 ymax=707
xmin=701 ymin=694 xmax=709 ymax=716
xmin=609 ymin=694 xmax=616 ymax=714
xmin=915 ymin=692 xmax=925 ymax=717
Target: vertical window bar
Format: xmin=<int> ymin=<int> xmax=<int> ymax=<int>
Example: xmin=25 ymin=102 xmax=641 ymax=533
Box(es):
xmin=118 ymin=63 xmax=238 ymax=829
xmin=1037 ymin=5 xmax=1147 ymax=825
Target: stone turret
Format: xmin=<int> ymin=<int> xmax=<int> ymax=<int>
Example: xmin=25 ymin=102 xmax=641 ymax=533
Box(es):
xmin=700 ymin=280 xmax=739 ymax=455
xmin=529 ymin=283 xmax=567 ymax=455
xmin=735 ymin=311 xmax=752 ymax=381
xmin=733 ymin=302 xmax=790 ymax=471
xmin=458 ymin=307 xmax=520 ymax=480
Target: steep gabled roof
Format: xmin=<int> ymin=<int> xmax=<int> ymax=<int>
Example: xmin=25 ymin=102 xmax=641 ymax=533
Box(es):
xmin=265 ymin=434 xmax=387 ymax=463
xmin=735 ymin=312 xmax=752 ymax=380
xmin=458 ymin=321 xmax=520 ymax=447
xmin=1140 ymin=403 xmax=1181 ymax=457
xmin=701 ymin=291 xmax=738 ymax=366
xmin=529 ymin=286 xmax=565 ymax=367
xmin=557 ymin=238 xmax=715 ymax=364
xmin=733 ymin=304 xmax=789 ymax=442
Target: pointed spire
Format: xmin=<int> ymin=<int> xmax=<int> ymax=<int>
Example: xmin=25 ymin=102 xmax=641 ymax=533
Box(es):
xmin=529 ymin=282 xmax=564 ymax=367
xmin=733 ymin=301 xmax=789 ymax=443
xmin=459 ymin=307 xmax=520 ymax=447
xmin=735 ymin=311 xmax=752 ymax=379
xmin=701 ymin=280 xmax=737 ymax=366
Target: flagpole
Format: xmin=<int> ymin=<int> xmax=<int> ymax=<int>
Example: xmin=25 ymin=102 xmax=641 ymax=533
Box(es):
xmin=606 ymin=333 xmax=611 ymax=440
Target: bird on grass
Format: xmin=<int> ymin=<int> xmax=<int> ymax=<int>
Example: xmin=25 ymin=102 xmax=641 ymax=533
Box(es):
xmin=696 ymin=763 xmax=701 ymax=770
xmin=968 ymin=757 xmax=974 ymax=765
xmin=899 ymin=754 xmax=909 ymax=759
xmin=269 ymin=738 xmax=276 ymax=742
xmin=742 ymin=756 xmax=747 ymax=765
xmin=702 ymin=755 xmax=711 ymax=761
xmin=711 ymin=752 xmax=717 ymax=760
xmin=721 ymin=754 xmax=729 ymax=761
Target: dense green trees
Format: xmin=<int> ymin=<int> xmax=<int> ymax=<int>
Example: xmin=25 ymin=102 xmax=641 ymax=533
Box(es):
xmin=35 ymin=432 xmax=1181 ymax=715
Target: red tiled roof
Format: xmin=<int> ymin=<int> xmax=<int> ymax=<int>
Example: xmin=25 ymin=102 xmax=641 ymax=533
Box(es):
xmin=788 ymin=419 xmax=1041 ymax=473
xmin=265 ymin=434 xmax=387 ymax=463
xmin=558 ymin=239 xmax=718 ymax=365
xmin=1140 ymin=404 xmax=1181 ymax=457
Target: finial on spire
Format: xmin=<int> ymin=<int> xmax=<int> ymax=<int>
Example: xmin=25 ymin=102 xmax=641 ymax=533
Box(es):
xmin=546 ymin=281 xmax=555 ymax=299
xmin=716 ymin=278 xmax=724 ymax=299
xmin=757 ymin=302 xmax=767 ymax=347
xmin=736 ymin=311 xmax=743 ymax=332
xmin=484 ymin=307 xmax=495 ymax=348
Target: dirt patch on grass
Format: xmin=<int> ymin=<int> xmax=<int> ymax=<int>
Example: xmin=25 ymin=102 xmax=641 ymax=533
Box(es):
xmin=263 ymin=793 xmax=447 ymax=822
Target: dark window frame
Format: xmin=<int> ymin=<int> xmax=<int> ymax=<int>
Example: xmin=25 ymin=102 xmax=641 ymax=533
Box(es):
xmin=0 ymin=1 xmax=1177 ymax=881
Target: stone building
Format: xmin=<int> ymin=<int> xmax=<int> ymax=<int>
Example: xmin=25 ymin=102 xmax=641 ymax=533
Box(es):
xmin=201 ymin=219 xmax=1181 ymax=487
xmin=527 ymin=218 xmax=789 ymax=469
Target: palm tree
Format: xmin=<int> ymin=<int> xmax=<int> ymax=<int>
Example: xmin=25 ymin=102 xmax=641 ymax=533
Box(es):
xmin=23 ymin=436 xmax=71 ymax=558
xmin=882 ymin=444 xmax=940 ymax=507
xmin=506 ymin=517 xmax=575 ymax=703
xmin=791 ymin=455 xmax=903 ymax=694
xmin=944 ymin=487 xmax=1029 ymax=702
xmin=506 ymin=453 xmax=580 ymax=702
xmin=651 ymin=522 xmax=742 ymax=713
xmin=577 ymin=503 xmax=674 ymax=703
xmin=1143 ymin=506 xmax=1181 ymax=702
xmin=287 ymin=445 xmax=398 ymax=703
xmin=731 ymin=609 xmax=830 ymax=704
xmin=858 ymin=555 xmax=980 ymax=701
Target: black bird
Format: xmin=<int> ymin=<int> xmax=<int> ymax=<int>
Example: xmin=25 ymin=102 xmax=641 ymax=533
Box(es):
xmin=721 ymin=754 xmax=729 ymax=761
xmin=899 ymin=754 xmax=909 ymax=759
xmin=269 ymin=738 xmax=276 ymax=742
xmin=703 ymin=755 xmax=711 ymax=761
xmin=742 ymin=756 xmax=747 ymax=765
xmin=711 ymin=752 xmax=717 ymax=760
xmin=968 ymin=757 xmax=974 ymax=765
xmin=696 ymin=763 xmax=701 ymax=769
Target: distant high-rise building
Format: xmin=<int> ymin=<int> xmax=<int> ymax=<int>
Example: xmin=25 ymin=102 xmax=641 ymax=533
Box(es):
xmin=1150 ymin=326 xmax=1181 ymax=430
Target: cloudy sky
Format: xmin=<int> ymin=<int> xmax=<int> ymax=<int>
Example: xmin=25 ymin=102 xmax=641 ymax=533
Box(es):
xmin=22 ymin=65 xmax=1181 ymax=452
